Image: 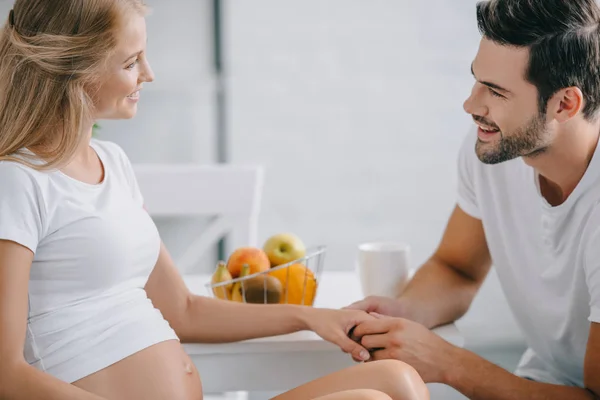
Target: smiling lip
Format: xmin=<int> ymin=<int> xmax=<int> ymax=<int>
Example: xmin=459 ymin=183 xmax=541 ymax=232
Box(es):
xmin=127 ymin=89 xmax=141 ymax=102
xmin=477 ymin=124 xmax=497 ymax=131
xmin=477 ymin=125 xmax=500 ymax=141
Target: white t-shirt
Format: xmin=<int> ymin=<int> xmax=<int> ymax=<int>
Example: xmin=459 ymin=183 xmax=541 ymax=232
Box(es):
xmin=0 ymin=139 xmax=178 ymax=383
xmin=457 ymin=128 xmax=600 ymax=386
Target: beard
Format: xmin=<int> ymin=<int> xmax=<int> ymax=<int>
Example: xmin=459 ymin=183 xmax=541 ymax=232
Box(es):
xmin=476 ymin=113 xmax=550 ymax=165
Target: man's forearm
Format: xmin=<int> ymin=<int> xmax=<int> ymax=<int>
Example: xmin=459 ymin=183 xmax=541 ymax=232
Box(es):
xmin=176 ymin=294 xmax=312 ymax=343
xmin=445 ymin=347 xmax=596 ymax=400
xmin=399 ymin=256 xmax=481 ymax=329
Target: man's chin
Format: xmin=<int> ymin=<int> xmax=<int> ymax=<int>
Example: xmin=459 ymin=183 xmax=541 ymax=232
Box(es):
xmin=476 ymin=150 xmax=520 ymax=165
xmin=476 ymin=142 xmax=512 ymax=165
xmin=475 ymin=140 xmax=495 ymax=156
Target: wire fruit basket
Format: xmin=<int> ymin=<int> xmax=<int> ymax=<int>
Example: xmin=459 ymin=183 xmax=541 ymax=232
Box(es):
xmin=206 ymin=246 xmax=327 ymax=306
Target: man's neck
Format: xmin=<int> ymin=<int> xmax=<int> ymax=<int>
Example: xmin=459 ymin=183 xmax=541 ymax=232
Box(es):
xmin=523 ymin=120 xmax=600 ymax=206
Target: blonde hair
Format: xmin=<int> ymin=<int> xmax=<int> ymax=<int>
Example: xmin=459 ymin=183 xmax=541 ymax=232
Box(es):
xmin=0 ymin=0 xmax=147 ymax=170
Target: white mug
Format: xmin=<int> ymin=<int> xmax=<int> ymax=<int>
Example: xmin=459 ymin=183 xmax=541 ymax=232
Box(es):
xmin=356 ymin=242 xmax=411 ymax=298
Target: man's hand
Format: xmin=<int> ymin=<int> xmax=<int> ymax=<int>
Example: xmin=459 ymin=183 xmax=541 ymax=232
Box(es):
xmin=352 ymin=312 xmax=455 ymax=383
xmin=345 ymin=296 xmax=407 ymax=318
xmin=345 ymin=296 xmax=430 ymax=327
xmin=303 ymin=308 xmax=376 ymax=362
xmin=343 ymin=297 xmax=422 ymax=362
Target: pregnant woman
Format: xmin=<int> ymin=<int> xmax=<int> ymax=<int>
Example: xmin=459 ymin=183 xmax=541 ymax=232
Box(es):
xmin=0 ymin=1 xmax=429 ymax=399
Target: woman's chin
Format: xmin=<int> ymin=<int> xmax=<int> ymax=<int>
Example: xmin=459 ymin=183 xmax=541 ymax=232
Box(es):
xmin=98 ymin=108 xmax=138 ymax=121
xmin=122 ymin=107 xmax=138 ymax=119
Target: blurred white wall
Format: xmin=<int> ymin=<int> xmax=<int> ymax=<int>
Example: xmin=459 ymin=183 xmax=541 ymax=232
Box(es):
xmin=225 ymin=0 xmax=476 ymax=271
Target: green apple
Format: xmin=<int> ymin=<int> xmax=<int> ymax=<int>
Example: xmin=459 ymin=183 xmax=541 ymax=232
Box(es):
xmin=263 ymin=233 xmax=306 ymax=267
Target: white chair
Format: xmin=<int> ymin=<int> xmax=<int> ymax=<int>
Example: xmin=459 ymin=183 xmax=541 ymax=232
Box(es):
xmin=132 ymin=163 xmax=264 ymax=274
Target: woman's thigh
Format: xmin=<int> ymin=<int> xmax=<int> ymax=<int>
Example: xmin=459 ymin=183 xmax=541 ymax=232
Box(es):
xmin=272 ymin=360 xmax=429 ymax=400
xmin=313 ymin=389 xmax=392 ymax=400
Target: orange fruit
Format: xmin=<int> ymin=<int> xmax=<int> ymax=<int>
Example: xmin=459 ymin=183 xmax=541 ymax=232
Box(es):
xmin=269 ymin=263 xmax=317 ymax=306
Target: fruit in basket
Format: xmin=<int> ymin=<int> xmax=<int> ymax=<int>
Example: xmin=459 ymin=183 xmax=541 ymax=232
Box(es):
xmin=226 ymin=247 xmax=270 ymax=278
xmin=231 ymin=264 xmax=251 ymax=302
xmin=263 ymin=233 xmax=306 ymax=267
xmin=269 ymin=263 xmax=317 ymax=306
xmin=241 ymin=275 xmax=283 ymax=304
xmin=211 ymin=261 xmax=233 ymax=300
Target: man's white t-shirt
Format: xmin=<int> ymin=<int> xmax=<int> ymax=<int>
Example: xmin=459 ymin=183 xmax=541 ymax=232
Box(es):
xmin=456 ymin=128 xmax=600 ymax=386
xmin=0 ymin=139 xmax=178 ymax=383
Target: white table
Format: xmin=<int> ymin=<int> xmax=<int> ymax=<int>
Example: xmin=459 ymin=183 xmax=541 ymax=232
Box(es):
xmin=183 ymin=271 xmax=464 ymax=394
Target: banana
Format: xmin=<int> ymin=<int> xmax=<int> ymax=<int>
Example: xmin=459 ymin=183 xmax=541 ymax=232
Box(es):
xmin=211 ymin=261 xmax=233 ymax=300
xmin=231 ymin=264 xmax=251 ymax=302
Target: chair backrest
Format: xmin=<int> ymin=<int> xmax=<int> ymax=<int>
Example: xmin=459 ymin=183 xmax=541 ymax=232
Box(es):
xmin=132 ymin=163 xmax=264 ymax=273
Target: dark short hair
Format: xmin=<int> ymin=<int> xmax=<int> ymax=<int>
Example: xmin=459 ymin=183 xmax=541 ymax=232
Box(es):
xmin=476 ymin=0 xmax=600 ymax=120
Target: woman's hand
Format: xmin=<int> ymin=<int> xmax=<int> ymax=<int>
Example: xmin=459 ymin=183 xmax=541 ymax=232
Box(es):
xmin=302 ymin=307 xmax=375 ymax=362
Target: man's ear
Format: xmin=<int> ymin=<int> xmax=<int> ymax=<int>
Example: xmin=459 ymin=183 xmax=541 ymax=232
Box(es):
xmin=549 ymin=87 xmax=584 ymax=123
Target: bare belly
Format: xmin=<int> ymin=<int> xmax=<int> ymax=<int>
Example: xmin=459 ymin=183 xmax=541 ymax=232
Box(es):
xmin=72 ymin=340 xmax=203 ymax=400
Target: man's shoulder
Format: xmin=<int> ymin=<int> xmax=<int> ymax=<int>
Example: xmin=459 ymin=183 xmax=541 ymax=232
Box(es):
xmin=583 ymin=203 xmax=600 ymax=244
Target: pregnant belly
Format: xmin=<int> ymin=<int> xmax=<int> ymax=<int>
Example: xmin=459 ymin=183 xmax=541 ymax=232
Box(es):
xmin=72 ymin=339 xmax=203 ymax=400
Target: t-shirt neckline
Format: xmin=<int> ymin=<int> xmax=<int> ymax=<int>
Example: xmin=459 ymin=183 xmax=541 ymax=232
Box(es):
xmin=22 ymin=140 xmax=109 ymax=189
xmin=532 ymin=135 xmax=600 ymax=213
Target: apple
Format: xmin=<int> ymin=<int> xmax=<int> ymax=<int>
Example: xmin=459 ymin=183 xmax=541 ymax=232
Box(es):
xmin=263 ymin=233 xmax=306 ymax=267
xmin=226 ymin=247 xmax=270 ymax=278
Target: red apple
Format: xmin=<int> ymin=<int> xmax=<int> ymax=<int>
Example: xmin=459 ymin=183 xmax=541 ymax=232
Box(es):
xmin=226 ymin=247 xmax=270 ymax=278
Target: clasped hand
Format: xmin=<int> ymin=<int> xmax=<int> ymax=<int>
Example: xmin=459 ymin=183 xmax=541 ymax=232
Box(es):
xmin=305 ymin=297 xmax=455 ymax=384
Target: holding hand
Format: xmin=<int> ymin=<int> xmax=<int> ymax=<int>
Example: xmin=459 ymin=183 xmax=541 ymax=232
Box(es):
xmin=346 ymin=295 xmax=433 ymax=328
xmin=303 ymin=308 xmax=376 ymax=362
xmin=306 ymin=308 xmax=375 ymax=361
xmin=352 ymin=313 xmax=456 ymax=384
xmin=345 ymin=296 xmax=407 ymax=318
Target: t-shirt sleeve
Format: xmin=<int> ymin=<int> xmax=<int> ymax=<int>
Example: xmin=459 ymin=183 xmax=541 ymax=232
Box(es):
xmin=456 ymin=127 xmax=481 ymax=219
xmin=0 ymin=164 xmax=45 ymax=253
xmin=584 ymin=218 xmax=600 ymax=322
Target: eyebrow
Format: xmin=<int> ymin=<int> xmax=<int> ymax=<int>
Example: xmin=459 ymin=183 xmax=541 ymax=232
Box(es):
xmin=123 ymin=50 xmax=143 ymax=63
xmin=470 ymin=63 xmax=512 ymax=94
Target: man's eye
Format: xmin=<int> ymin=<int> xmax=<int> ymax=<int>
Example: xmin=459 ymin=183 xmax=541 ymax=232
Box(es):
xmin=489 ymin=88 xmax=503 ymax=98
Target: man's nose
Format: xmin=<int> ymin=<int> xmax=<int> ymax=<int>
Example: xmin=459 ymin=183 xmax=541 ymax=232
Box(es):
xmin=463 ymin=85 xmax=488 ymax=117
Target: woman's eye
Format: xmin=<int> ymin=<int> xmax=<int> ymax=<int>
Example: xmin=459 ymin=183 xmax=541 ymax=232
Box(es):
xmin=126 ymin=59 xmax=139 ymax=70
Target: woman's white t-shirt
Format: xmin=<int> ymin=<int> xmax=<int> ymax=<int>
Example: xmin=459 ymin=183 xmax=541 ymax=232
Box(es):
xmin=0 ymin=139 xmax=178 ymax=383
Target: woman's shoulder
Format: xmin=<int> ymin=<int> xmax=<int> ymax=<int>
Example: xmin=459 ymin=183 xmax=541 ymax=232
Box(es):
xmin=0 ymin=158 xmax=48 ymax=187
xmin=0 ymin=160 xmax=49 ymax=217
